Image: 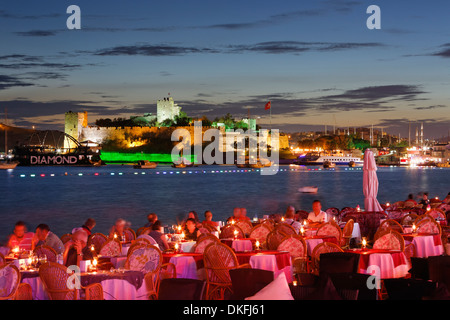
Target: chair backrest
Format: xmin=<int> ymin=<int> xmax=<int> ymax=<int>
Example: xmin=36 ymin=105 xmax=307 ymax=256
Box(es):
xmin=266 ymin=229 xmax=288 ymax=250
xmin=404 ymin=243 xmax=416 ymax=265
xmin=340 ymin=207 xmax=356 ymax=218
xmin=0 ymin=264 xmax=20 ymax=300
xmin=319 ymin=252 xmax=360 ymax=274
xmin=428 ymin=209 xmax=445 ymax=220
xmin=14 ymin=283 xmax=33 ymax=300
xmin=99 ymin=238 xmax=122 ymax=257
xmin=249 ymin=224 xmax=272 ymax=245
xmin=401 ymin=213 xmax=418 ymax=226
xmin=373 ymin=230 xmax=405 ymax=252
xmin=85 ymin=283 xmax=104 ymax=300
xmin=137 ymin=234 xmax=158 ymax=245
xmin=39 ymin=262 xmax=77 ymax=300
xmin=378 ymin=219 xmax=404 ymax=234
xmin=203 ymin=242 xmax=239 ymax=286
xmin=158 ymin=278 xmax=206 ymax=300
xmin=316 ymin=221 xmax=343 ymax=243
xmin=277 ymin=234 xmax=307 ymax=258
xmin=136 ymin=227 xmax=151 ymax=237
xmin=60 ymin=233 xmax=73 ymax=244
xmin=194 ymin=234 xmax=219 ymax=254
xmin=87 ymin=233 xmax=108 ymax=254
xmin=325 ymin=207 xmax=340 ymax=218
xmin=311 ymin=242 xmax=344 ymax=274
xmin=392 ymin=201 xmax=404 ymax=209
xmin=295 ymin=210 xmax=310 ymax=220
xmin=275 ymin=223 xmax=297 ymax=235
xmin=387 ymin=210 xmax=404 ymax=221
xmin=33 ymin=245 xmax=58 ymax=263
xmin=220 ymin=224 xmax=244 ymax=239
xmin=124 ymin=228 xmax=136 ymax=241
xmin=414 ymin=214 xmax=433 ymax=225
xmin=229 ymin=268 xmax=274 ymax=300
xmin=404 ymin=200 xmax=417 ymax=208
xmin=342 ymin=219 xmax=354 ymax=238
xmin=416 ymin=219 xmax=441 ymax=235
xmin=125 ymin=244 xmax=162 ymax=274
xmin=235 ymin=220 xmax=253 ymax=237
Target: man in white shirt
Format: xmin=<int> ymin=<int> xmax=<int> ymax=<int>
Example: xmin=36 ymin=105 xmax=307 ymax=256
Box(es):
xmin=284 ymin=206 xmax=302 ymax=233
xmin=307 ymin=200 xmax=329 ymax=223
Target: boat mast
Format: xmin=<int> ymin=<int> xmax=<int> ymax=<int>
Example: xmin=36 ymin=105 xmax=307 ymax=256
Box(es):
xmin=4 ymin=108 xmax=7 ymax=156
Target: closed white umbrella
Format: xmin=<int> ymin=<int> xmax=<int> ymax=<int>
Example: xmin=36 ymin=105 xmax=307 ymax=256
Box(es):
xmin=363 ymin=149 xmax=383 ymax=212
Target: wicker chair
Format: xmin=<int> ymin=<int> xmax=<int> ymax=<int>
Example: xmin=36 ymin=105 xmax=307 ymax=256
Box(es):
xmin=404 ymin=243 xmax=416 ymax=266
xmin=266 ymin=229 xmax=288 ymax=250
xmin=124 ymin=227 xmax=136 ymax=241
xmin=60 ymin=233 xmax=73 ymax=244
xmin=236 ymin=220 xmax=253 ymax=237
xmin=219 ymin=224 xmax=245 ymax=239
xmin=414 ymin=214 xmax=434 ymax=226
xmin=428 ymin=209 xmax=446 ymax=220
xmin=99 ymin=238 xmax=122 ymax=257
xmin=392 ymin=201 xmax=405 ymax=209
xmin=87 ymin=233 xmax=108 ymax=254
xmin=325 ymin=207 xmax=340 ymax=219
xmin=275 ymin=223 xmax=297 ymax=235
xmin=416 ymin=219 xmax=441 ymax=235
xmin=249 ymin=224 xmax=272 ymax=249
xmin=277 ymin=235 xmax=308 ymax=274
xmin=193 ymin=233 xmax=219 ymax=254
xmin=316 ymin=221 xmax=343 ymax=244
xmin=136 ymin=227 xmax=151 ymax=237
xmin=203 ymin=242 xmax=251 ymax=300
xmin=310 ymin=242 xmax=344 ymax=275
xmin=341 ymin=219 xmax=354 ymax=248
xmin=377 ymin=219 xmax=404 ymax=234
xmin=0 ymin=264 xmax=20 ymax=300
xmin=127 ymin=242 xmax=148 ymax=257
xmin=14 ymin=283 xmax=33 ymax=300
xmin=33 ymin=245 xmax=57 ymax=263
xmin=373 ymin=230 xmax=405 ymax=252
xmin=39 ymin=262 xmax=102 ymax=300
xmin=295 ymin=210 xmax=310 ymax=221
xmin=84 ymin=283 xmax=104 ymax=300
xmin=136 ymin=234 xmax=158 ymax=246
xmin=401 ymin=213 xmax=418 ymax=226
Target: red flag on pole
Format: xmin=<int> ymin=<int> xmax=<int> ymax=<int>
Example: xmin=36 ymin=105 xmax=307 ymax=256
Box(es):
xmin=265 ymin=101 xmax=271 ymax=110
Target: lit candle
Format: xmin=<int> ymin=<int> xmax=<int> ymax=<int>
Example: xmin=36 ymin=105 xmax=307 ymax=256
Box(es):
xmin=362 ymin=238 xmax=367 ymax=249
xmin=90 ymin=245 xmax=95 ymax=252
xmin=356 ymin=205 xmax=361 ymax=212
xmin=386 ymin=202 xmax=390 ymax=207
xmin=113 ymin=233 xmax=118 ymax=239
xmin=412 ymin=224 xmax=417 ymax=233
xmin=281 ymin=217 xmax=285 ymax=222
xmin=177 ymin=225 xmax=182 ymax=233
xmin=427 ymin=205 xmax=431 ymax=211
xmin=231 ymin=220 xmax=235 ymax=225
xmin=174 ymin=243 xmax=179 ymax=252
xmin=293 ymin=280 xmax=298 ymax=287
xmin=253 ymin=216 xmax=258 ymax=223
xmin=255 ymin=240 xmax=260 ymax=250
xmin=233 ymin=230 xmax=238 ymax=239
xmin=300 ymin=226 xmax=305 ymax=236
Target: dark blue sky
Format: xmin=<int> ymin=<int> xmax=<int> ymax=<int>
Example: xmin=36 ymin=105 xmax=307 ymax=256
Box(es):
xmin=1 ymin=0 xmax=449 ymax=138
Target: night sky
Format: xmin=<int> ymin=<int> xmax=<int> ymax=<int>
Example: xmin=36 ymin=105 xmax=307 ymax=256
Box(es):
xmin=1 ymin=0 xmax=449 ymax=138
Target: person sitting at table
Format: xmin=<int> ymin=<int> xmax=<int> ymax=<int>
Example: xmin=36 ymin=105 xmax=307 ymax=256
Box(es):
xmin=284 ymin=206 xmax=302 ymax=233
xmin=418 ymin=192 xmax=430 ymax=209
xmin=63 ymin=228 xmax=94 ymax=267
xmin=404 ymin=194 xmax=418 ymax=207
xmin=32 ymin=224 xmax=64 ymax=254
xmin=72 ymin=218 xmax=96 ymax=243
xmin=182 ymin=211 xmax=202 ymax=231
xmin=307 ymin=200 xmax=329 ymax=223
xmin=202 ymin=210 xmax=219 ymax=229
xmin=239 ymin=208 xmax=251 ymax=221
xmin=144 ymin=213 xmax=158 ymax=228
xmin=147 ymin=220 xmax=169 ymax=251
xmin=226 ymin=207 xmax=241 ymax=224
xmin=184 ymin=218 xmax=201 ymax=241
xmin=7 ymin=221 xmax=34 ymax=252
xmin=109 ymin=218 xmax=127 ymax=241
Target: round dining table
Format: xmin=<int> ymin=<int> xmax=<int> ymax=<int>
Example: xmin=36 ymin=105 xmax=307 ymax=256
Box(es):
xmin=402 ymin=233 xmax=444 ymax=258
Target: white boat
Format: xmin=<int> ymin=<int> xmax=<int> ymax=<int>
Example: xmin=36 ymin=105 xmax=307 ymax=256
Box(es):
xmin=295 ymin=153 xmax=363 ymax=166
xmin=133 ymin=160 xmax=157 ymax=169
xmin=298 ymin=186 xmax=318 ymax=193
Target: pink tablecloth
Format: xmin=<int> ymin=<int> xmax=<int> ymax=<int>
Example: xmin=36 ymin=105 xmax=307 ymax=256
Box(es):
xmin=304 ymin=236 xmax=338 ymax=256
xmin=236 ymin=250 xmax=293 ymax=282
xmin=221 ymin=238 xmax=255 ymax=252
xmin=162 ymin=253 xmax=204 ymax=280
xmin=402 ymin=233 xmax=444 ymax=258
xmin=346 ymin=249 xmax=410 ymax=279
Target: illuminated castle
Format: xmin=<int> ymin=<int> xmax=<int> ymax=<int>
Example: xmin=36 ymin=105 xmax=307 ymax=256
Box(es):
xmin=64 ymin=111 xmax=87 ymax=149
xmin=157 ymin=97 xmax=181 ymax=124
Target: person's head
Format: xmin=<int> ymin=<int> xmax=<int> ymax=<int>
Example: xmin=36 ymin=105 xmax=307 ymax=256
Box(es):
xmin=407 ymin=194 xmax=414 ymax=200
xmin=233 ymin=207 xmax=241 ymax=218
xmin=188 ymin=211 xmax=199 ymax=221
xmin=151 ymin=220 xmax=162 ymax=231
xmin=204 ymin=210 xmax=213 ymax=221
xmin=13 ymin=221 xmax=27 ymax=238
xmin=35 ymin=224 xmax=50 ymax=241
xmin=240 ymin=208 xmax=247 ymax=217
xmin=285 ymin=206 xmax=295 ymax=219
xmin=115 ymin=219 xmax=126 ymax=232
xmin=84 ymin=218 xmax=96 ymax=230
xmin=71 ymin=228 xmax=88 ymax=247
xmin=423 ymin=192 xmax=429 ymax=200
xmin=147 ymin=213 xmax=158 ymax=224
xmin=312 ymin=200 xmax=322 ymax=213
xmin=186 ymin=218 xmax=196 ymax=233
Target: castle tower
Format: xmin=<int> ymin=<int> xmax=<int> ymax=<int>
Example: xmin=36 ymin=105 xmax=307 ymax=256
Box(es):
xmin=64 ymin=111 xmax=87 ymax=149
xmin=157 ymin=97 xmax=181 ymax=124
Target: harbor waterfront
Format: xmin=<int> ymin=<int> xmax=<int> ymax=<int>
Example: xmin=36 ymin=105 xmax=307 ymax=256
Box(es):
xmin=0 ymin=164 xmax=448 ymax=240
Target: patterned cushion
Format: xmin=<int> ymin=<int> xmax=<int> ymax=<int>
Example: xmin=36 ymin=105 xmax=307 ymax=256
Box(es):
xmin=249 ymin=226 xmax=270 ymax=242
xmin=373 ymin=234 xmax=402 ymax=251
xmin=417 ymin=221 xmax=440 ymax=234
xmin=277 ymin=237 xmax=305 ymax=258
xmin=0 ymin=265 xmax=19 ymax=298
xmin=128 ymin=247 xmax=161 ymax=273
xmin=317 ymin=223 xmax=341 ymax=241
xmin=99 ymin=240 xmax=121 ymax=257
xmin=194 ymin=238 xmax=216 ymax=254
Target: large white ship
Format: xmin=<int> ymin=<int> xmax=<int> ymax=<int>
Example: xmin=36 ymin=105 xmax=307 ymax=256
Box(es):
xmin=294 ymin=153 xmax=363 ymax=166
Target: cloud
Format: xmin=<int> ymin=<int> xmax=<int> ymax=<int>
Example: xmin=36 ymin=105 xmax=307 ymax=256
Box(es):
xmin=432 ymin=43 xmax=450 ymax=58
xmin=14 ymin=30 xmax=59 ymax=37
xmin=0 ymin=10 xmax=61 ymax=20
xmin=0 ymin=75 xmax=34 ymax=90
xmin=93 ymin=44 xmax=219 ymax=56
xmin=414 ymin=105 xmax=447 ymax=110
